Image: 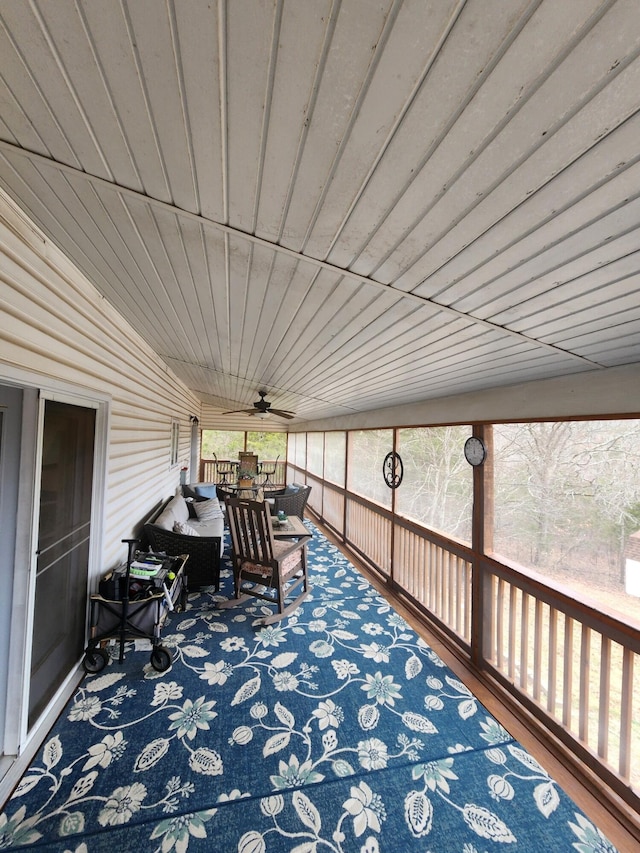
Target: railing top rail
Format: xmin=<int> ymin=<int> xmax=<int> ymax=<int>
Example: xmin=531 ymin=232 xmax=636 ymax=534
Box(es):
xmin=482 ymin=555 xmax=640 ymax=653
xmin=393 ymin=513 xmax=473 ymax=564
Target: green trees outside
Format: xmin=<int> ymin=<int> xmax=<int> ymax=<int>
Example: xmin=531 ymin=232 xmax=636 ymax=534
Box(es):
xmin=202 ymin=420 xmax=640 ymax=609
xmin=348 ymin=430 xmax=394 ymax=509
xmin=337 ymin=420 xmax=640 ymax=612
xmin=493 ymin=420 xmax=640 ymax=590
xmin=201 ymin=430 xmax=287 ymax=462
xmin=397 ymin=426 xmax=472 ymax=541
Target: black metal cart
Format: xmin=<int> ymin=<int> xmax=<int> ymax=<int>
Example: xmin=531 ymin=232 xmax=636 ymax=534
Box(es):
xmin=82 ymin=540 xmax=188 ymax=674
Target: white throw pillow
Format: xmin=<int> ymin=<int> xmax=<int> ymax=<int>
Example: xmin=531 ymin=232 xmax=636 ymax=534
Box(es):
xmin=169 ymin=493 xmax=190 ymax=523
xmin=193 ymin=497 xmax=224 ymax=522
xmin=173 ymin=520 xmax=199 ymax=536
xmin=154 ymin=508 xmax=174 ymax=530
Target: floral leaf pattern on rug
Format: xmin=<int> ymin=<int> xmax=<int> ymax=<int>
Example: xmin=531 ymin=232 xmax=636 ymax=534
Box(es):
xmin=0 ymin=522 xmax=620 ymax=852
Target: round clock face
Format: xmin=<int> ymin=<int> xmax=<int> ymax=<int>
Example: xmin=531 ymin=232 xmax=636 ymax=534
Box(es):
xmin=464 ymin=436 xmax=487 ymax=466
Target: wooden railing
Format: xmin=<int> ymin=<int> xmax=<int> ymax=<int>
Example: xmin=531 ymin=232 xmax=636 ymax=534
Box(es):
xmin=394 ymin=521 xmax=473 ymax=646
xmin=346 ymin=496 xmax=393 ymax=578
xmin=297 ymin=468 xmax=640 ymax=812
xmin=199 ymin=458 xmax=286 ymax=488
xmin=481 ymin=558 xmax=640 ymax=795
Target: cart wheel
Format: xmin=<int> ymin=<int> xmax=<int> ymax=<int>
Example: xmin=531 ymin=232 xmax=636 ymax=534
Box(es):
xmin=83 ymin=647 xmax=109 ymax=674
xmin=150 ymin=645 xmax=172 ymax=672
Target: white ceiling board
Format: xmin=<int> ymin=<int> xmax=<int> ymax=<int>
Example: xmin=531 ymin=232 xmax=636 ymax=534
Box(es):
xmin=225 ymin=0 xmax=281 ymax=231
xmin=504 ymin=262 xmax=640 ymax=335
xmin=276 ymin=0 xmax=397 ymax=253
xmin=328 ymin=0 xmax=536 ymax=275
xmin=392 ymin=76 xmax=640 ymax=297
xmin=301 ymin=0 xmax=466 ymax=261
xmin=1 ymin=0 xmax=639 ymax=424
xmin=537 ymin=293 xmax=640 ymax=344
xmin=254 ymin=0 xmax=334 ymax=242
xmin=173 ymin=2 xmax=225 ymax=222
xmin=381 ymin=3 xmax=640 ymax=287
xmin=417 ymin=117 xmax=640 ymax=303
xmin=453 ymin=214 xmax=640 ymax=323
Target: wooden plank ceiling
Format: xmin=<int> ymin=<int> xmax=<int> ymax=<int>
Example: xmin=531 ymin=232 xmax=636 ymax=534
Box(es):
xmin=1 ymin=0 xmax=639 ymax=426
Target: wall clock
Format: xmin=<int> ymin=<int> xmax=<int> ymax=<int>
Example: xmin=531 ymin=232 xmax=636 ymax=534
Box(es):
xmin=464 ymin=436 xmax=487 ymax=467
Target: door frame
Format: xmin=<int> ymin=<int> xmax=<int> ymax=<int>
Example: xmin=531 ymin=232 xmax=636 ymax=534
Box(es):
xmin=1 ymin=366 xmax=109 ymax=793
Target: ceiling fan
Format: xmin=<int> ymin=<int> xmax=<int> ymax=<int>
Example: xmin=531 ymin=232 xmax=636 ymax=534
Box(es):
xmin=223 ymin=391 xmax=295 ymax=420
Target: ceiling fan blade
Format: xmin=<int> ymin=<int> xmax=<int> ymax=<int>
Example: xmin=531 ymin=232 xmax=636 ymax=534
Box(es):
xmin=223 ymin=392 xmax=295 ymax=419
xmin=270 ymin=408 xmax=295 ymax=419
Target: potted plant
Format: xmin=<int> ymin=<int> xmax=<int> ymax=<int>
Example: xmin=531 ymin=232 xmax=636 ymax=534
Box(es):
xmin=237 ymin=468 xmax=255 ymax=488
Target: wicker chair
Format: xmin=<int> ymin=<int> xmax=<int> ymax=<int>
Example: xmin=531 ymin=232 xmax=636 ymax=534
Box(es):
xmin=271 ymin=484 xmax=311 ymax=519
xmin=219 ymin=497 xmax=311 ymax=624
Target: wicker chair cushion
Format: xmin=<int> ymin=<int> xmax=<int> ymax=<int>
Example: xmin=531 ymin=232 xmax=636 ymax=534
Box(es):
xmin=144 ymin=522 xmax=222 ymax=591
xmin=242 ymin=542 xmax=302 ymax=577
xmin=272 ymin=485 xmax=311 ymax=519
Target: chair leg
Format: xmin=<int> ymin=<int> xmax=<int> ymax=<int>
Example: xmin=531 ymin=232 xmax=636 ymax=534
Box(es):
xmin=258 ymin=556 xmax=311 ymax=624
xmin=217 ymin=593 xmax=253 ymax=610
xmin=216 ymin=543 xmax=311 ymax=623
xmin=214 ymin=565 xmax=250 ymax=609
xmin=258 ymin=587 xmax=311 ymax=625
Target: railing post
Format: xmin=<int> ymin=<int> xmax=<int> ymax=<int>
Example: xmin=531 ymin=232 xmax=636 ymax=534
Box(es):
xmin=471 ymin=425 xmax=492 ymax=669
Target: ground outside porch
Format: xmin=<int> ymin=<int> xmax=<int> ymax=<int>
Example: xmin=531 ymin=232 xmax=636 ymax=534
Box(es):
xmin=0 ymin=522 xmax=621 ymax=852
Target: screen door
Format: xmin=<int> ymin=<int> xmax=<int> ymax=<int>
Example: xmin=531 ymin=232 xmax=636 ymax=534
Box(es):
xmin=28 ymin=400 xmax=96 ymax=728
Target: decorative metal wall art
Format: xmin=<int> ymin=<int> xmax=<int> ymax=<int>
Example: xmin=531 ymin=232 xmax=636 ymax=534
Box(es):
xmin=383 ymin=451 xmax=403 ymax=489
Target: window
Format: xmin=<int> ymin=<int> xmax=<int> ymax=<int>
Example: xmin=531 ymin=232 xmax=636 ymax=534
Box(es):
xmin=245 ymin=432 xmax=287 ymax=460
xmin=170 ymin=420 xmax=180 ymax=467
xmin=201 ymin=430 xmax=286 ymax=463
xmin=201 ymin=430 xmax=244 ymax=459
xmin=288 ymin=433 xmax=306 ymax=469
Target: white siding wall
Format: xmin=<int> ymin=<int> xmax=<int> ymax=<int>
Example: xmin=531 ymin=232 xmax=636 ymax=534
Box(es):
xmin=0 ymin=191 xmax=201 ymax=570
xmin=0 ymin=192 xmax=205 ymax=802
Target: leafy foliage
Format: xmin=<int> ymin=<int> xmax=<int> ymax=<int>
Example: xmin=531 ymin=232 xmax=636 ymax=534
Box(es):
xmin=201 ymin=430 xmax=286 ymax=462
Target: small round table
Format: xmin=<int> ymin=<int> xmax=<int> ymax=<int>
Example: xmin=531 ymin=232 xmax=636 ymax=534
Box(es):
xmin=219 ymin=483 xmax=261 ymax=499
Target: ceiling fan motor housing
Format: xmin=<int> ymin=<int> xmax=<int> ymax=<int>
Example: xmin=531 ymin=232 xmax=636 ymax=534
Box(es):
xmin=223 ymin=390 xmax=294 ymax=418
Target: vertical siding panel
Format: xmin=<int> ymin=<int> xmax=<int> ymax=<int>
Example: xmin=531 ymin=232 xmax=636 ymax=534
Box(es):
xmin=0 ymin=196 xmax=201 ymax=569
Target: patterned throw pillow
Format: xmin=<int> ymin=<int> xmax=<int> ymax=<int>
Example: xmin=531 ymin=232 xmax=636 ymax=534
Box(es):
xmin=193 ymin=497 xmax=224 ymax=522
xmin=173 ymin=520 xmax=200 ymax=536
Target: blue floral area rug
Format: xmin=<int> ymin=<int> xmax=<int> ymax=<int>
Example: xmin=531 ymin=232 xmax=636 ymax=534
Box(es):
xmin=1 ymin=523 xmax=618 ymax=852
